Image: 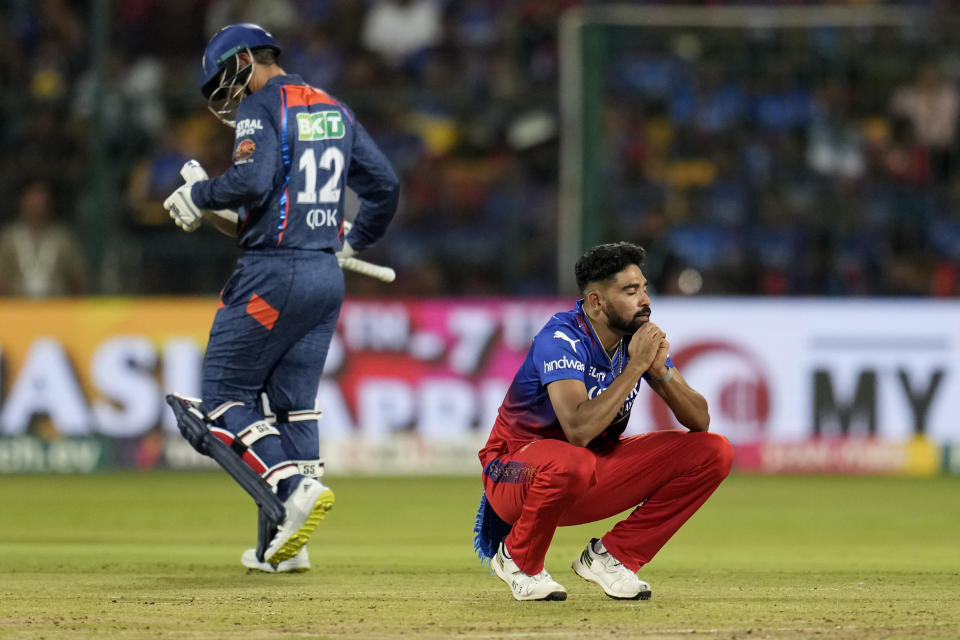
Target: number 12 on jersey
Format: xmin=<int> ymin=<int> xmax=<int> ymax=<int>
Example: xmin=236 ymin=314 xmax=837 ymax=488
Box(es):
xmin=296 ymin=147 xmax=344 ymax=205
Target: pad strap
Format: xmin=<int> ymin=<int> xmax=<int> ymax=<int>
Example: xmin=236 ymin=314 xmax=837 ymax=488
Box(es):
xmin=208 ymin=425 xmax=304 ymax=487
xmin=208 ymin=420 xmax=287 ymax=484
xmin=294 ymin=459 xmax=325 ymax=478
xmin=286 ymin=409 xmax=323 ymax=422
xmin=262 ymin=462 xmax=299 ymax=486
xmin=264 ymin=408 xmax=324 ymax=425
xmin=236 ymin=420 xmax=281 ymax=446
xmin=207 ymin=400 xmax=244 ymax=421
xmin=260 ymin=393 xmax=323 ymax=425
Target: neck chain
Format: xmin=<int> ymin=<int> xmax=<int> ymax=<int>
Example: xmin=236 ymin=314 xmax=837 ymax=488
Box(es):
xmin=611 ymin=338 xmax=624 ymax=377
xmin=582 ymin=310 xmax=625 ymax=377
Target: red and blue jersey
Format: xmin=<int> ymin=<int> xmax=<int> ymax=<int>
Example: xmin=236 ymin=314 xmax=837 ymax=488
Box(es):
xmin=192 ymin=74 xmax=399 ymax=253
xmin=481 ymin=300 xmax=673 ymax=463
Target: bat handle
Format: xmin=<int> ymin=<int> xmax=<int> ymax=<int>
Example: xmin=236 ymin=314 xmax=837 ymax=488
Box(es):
xmin=340 ymin=257 xmax=396 ymax=283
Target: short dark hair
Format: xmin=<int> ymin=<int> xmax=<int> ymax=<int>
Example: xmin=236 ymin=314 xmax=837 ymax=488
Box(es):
xmin=574 ymin=242 xmax=646 ymax=293
xmin=252 ymin=47 xmax=278 ymax=66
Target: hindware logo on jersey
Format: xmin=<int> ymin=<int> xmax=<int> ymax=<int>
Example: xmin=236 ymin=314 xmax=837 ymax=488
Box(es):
xmin=296 ymin=111 xmax=346 ymax=141
xmin=235 ymin=118 xmax=263 ymax=137
xmin=543 ymin=355 xmax=586 ymax=374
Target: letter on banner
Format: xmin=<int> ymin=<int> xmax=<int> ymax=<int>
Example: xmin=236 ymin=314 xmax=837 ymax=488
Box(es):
xmin=357 ymin=378 xmax=415 ymax=438
xmin=418 ymin=379 xmax=475 ymax=440
xmin=162 ymin=338 xmax=203 ymax=433
xmin=447 ymin=309 xmax=496 ymax=375
xmin=0 ymin=339 xmax=90 ymax=435
xmin=92 ymin=336 xmax=160 ymax=437
xmin=316 ymin=380 xmax=354 ymax=437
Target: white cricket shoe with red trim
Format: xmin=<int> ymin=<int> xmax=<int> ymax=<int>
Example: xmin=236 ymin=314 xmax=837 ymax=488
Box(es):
xmin=492 ymin=541 xmax=567 ymax=601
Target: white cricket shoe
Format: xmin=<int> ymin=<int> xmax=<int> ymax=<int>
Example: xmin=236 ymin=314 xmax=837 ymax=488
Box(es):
xmin=492 ymin=541 xmax=567 ymax=601
xmin=265 ymin=478 xmax=335 ymax=564
xmin=572 ymin=538 xmax=651 ymax=600
xmin=241 ymin=546 xmax=311 ymax=573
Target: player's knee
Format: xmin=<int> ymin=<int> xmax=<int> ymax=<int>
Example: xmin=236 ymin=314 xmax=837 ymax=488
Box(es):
xmin=695 ymin=432 xmax=734 ymax=480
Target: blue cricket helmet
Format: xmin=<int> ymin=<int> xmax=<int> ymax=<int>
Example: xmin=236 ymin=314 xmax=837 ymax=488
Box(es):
xmin=200 ymin=23 xmax=281 ymax=99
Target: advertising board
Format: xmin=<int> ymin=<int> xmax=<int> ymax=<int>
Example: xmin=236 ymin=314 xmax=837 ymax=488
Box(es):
xmin=1 ymin=298 xmax=956 ymax=474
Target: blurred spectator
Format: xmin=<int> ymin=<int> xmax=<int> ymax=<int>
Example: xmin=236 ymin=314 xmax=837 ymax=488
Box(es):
xmin=880 ymin=117 xmax=931 ymax=187
xmin=890 ymin=61 xmax=959 ymax=182
xmin=120 ymin=0 xmax=207 ymax=62
xmin=0 ymin=181 xmax=87 ymax=297
xmin=285 ymin=24 xmax=345 ymax=90
xmin=361 ymin=0 xmax=443 ymax=71
xmin=205 ymin=0 xmax=296 ymax=39
xmin=807 ymin=80 xmax=866 ymax=182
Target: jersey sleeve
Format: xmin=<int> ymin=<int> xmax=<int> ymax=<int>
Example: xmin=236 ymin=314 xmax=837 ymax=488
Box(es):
xmin=531 ymin=326 xmax=588 ymax=386
xmin=343 ymin=118 xmax=400 ymax=251
xmin=191 ymin=96 xmax=281 ymax=211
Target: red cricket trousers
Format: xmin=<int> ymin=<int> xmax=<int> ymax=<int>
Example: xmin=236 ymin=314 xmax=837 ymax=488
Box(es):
xmin=481 ymin=430 xmax=734 ymax=575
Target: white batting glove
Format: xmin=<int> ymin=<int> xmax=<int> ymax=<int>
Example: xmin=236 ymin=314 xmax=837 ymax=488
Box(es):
xmin=335 ymin=238 xmax=356 ymax=266
xmin=164 ymin=183 xmax=203 ymax=232
xmin=176 ymin=159 xmax=240 ymax=227
xmin=180 ymin=159 xmax=208 ymax=183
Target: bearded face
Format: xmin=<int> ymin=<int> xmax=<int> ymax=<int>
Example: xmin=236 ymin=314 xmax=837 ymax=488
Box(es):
xmin=588 ymin=264 xmax=652 ymax=337
xmin=602 ymin=300 xmax=650 ymax=335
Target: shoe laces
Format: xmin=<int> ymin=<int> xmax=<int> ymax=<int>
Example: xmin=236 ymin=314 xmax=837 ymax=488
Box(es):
xmin=594 ymin=548 xmax=635 ymax=578
xmin=603 ymin=554 xmax=625 ymax=570
xmin=531 ymin=569 xmax=557 ymax=584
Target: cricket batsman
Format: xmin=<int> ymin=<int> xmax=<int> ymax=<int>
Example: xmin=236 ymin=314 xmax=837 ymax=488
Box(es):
xmin=474 ymin=242 xmax=734 ymax=600
xmin=163 ymin=23 xmax=399 ymax=572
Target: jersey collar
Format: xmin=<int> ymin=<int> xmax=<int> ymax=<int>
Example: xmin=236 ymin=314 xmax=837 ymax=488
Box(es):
xmin=265 ymin=73 xmax=305 ymax=90
xmin=574 ymin=299 xmax=622 ymax=370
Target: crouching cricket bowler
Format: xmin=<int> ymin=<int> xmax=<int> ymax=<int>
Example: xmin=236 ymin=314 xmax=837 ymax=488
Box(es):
xmin=474 ymin=242 xmax=733 ymax=601
xmin=163 ymin=23 xmax=399 ymax=572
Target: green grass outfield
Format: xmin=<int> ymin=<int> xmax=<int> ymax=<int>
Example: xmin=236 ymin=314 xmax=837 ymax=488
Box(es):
xmin=1 ymin=472 xmax=958 ymax=640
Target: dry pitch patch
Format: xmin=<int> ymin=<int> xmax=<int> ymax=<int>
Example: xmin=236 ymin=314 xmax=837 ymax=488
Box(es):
xmin=0 ymin=473 xmax=957 ymax=639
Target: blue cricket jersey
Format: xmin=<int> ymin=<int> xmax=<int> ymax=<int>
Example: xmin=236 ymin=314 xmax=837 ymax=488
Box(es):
xmin=192 ymin=74 xmax=399 ymax=252
xmin=481 ymin=300 xmax=673 ymax=461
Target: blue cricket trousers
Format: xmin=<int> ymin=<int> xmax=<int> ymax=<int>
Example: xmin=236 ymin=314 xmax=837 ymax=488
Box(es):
xmin=202 ymin=249 xmax=343 ymax=466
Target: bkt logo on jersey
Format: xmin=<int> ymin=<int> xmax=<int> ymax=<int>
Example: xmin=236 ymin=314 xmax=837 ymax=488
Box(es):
xmin=297 ymin=111 xmax=345 ymax=141
xmin=543 ymin=355 xmax=585 ymax=374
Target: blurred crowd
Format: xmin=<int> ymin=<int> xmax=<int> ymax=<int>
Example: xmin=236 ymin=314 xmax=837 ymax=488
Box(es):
xmin=0 ymin=0 xmax=958 ymax=297
xmin=600 ymin=14 xmax=960 ymax=296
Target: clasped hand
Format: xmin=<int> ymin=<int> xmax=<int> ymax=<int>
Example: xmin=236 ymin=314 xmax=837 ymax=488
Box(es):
xmin=627 ymin=322 xmax=670 ymax=375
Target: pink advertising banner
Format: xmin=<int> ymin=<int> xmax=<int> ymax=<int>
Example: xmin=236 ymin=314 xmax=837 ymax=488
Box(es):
xmin=0 ymin=297 xmax=957 ymax=474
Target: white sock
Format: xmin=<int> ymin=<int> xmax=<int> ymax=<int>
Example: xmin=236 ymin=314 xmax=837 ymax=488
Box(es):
xmin=592 ymin=539 xmax=607 ymax=555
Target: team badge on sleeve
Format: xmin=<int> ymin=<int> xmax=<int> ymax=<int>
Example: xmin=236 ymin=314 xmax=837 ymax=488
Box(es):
xmin=235 ymin=139 xmax=256 ymax=163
